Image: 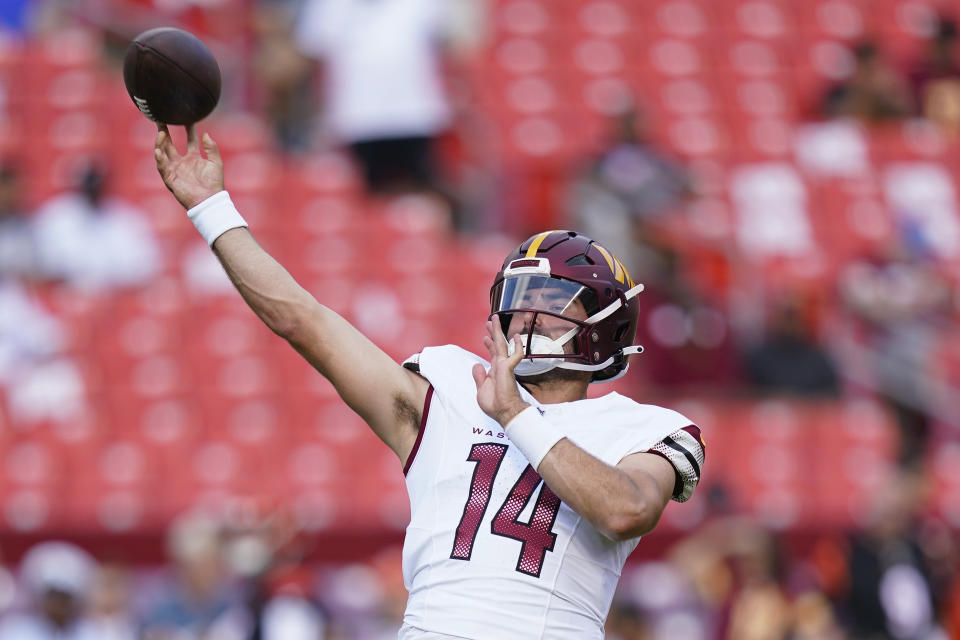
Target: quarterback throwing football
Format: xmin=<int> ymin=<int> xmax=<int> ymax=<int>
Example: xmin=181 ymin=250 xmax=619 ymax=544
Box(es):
xmin=154 ymin=124 xmax=705 ymax=639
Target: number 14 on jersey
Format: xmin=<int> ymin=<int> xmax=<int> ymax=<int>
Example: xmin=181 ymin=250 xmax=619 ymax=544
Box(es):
xmin=450 ymin=443 xmax=562 ymax=578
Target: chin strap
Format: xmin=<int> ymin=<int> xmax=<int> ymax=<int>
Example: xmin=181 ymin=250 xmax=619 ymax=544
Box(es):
xmin=551 ymin=344 xmax=644 ymax=373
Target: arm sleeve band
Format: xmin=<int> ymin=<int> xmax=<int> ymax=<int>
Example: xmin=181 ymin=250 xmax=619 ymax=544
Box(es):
xmin=187 ymin=190 xmax=248 ymax=246
xmin=505 ymin=406 xmax=566 ymax=471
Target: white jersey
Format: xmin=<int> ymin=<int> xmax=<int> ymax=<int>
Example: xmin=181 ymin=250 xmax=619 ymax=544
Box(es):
xmin=398 ymin=346 xmax=704 ymax=639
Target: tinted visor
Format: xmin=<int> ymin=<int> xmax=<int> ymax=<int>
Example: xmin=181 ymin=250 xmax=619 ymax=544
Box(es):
xmin=492 ymin=275 xmax=595 ymax=319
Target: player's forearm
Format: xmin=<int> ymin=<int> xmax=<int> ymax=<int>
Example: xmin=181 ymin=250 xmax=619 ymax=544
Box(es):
xmin=211 ymin=228 xmax=320 ymax=339
xmin=501 ymin=407 xmax=661 ymax=539
xmin=537 ymin=439 xmax=659 ymax=541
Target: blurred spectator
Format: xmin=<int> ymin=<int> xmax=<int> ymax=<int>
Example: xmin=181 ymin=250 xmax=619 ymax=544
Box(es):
xmin=208 ymin=570 xmax=326 ymax=640
xmin=604 ymin=601 xmax=650 ymax=640
xmin=722 ymin=525 xmax=793 ymax=640
xmin=789 ymin=589 xmax=846 ymax=640
xmin=0 ymin=163 xmax=40 ymax=278
xmin=75 ymin=563 xmax=137 ymax=640
xmin=664 ymin=515 xmax=849 ymax=640
xmin=564 ymin=116 xmax=724 ymax=390
xmin=207 ymin=507 xmax=328 ymax=640
xmin=33 ymin=159 xmax=160 ymax=292
xmin=0 ymin=280 xmax=86 ymax=424
xmin=566 ymin=101 xmax=694 ymax=277
xmin=841 ymin=470 xmax=947 ymax=640
xmin=628 ymin=236 xmax=739 ymax=389
xmin=141 ymin=513 xmax=236 ymax=640
xmin=251 ymin=1 xmax=317 ymax=153
xmin=0 ymin=548 xmax=15 ymax=617
xmin=366 ymin=546 xmax=406 ymax=639
xmin=0 ymin=164 xmax=91 ymax=424
xmin=743 ymin=292 xmax=841 ymax=397
xmin=820 ymin=41 xmax=912 ymax=123
xmin=909 ymin=14 xmax=960 ymax=133
xmin=839 ymin=239 xmax=952 ymax=467
xmin=293 ymin=0 xmax=477 ymax=214
xmin=0 ymin=542 xmax=95 ymax=640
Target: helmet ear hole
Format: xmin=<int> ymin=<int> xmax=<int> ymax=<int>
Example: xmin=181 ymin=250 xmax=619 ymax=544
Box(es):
xmin=613 ymin=323 xmax=630 ymax=343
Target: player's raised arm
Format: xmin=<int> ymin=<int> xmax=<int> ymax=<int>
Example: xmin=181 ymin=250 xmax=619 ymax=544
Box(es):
xmin=154 ymin=124 xmax=428 ymax=464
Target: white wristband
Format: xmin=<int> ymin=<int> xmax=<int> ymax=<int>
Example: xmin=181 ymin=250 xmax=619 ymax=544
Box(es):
xmin=187 ymin=190 xmax=248 ymax=246
xmin=505 ymin=406 xmax=566 ymax=471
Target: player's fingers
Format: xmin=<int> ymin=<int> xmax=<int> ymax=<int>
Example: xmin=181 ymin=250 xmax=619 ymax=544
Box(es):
xmin=155 ymin=127 xmax=177 ymax=161
xmin=186 ymin=124 xmax=199 ymax=153
xmin=507 ymin=334 xmax=525 ymax=368
xmin=481 ymin=335 xmax=495 ymax=358
xmin=471 ymin=363 xmax=487 ymax=389
xmin=154 ymin=135 xmax=170 ymax=166
xmin=202 ymin=133 xmax=222 ymax=166
xmin=488 ymin=319 xmax=509 ymax=356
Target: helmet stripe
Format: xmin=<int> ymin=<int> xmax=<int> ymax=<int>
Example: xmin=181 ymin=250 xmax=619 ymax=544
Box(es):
xmin=615 ymin=256 xmax=634 ymax=288
xmin=525 ymin=230 xmax=559 ymax=258
xmin=593 ymin=244 xmax=625 ymax=284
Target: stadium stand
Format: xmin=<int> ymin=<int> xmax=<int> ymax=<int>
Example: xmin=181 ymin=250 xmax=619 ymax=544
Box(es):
xmin=0 ymin=6 xmax=958 ymax=638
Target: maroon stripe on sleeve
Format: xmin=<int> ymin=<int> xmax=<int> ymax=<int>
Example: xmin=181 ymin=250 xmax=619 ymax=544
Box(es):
xmin=403 ymin=385 xmax=434 ymax=476
xmin=682 ymin=425 xmax=705 ymax=456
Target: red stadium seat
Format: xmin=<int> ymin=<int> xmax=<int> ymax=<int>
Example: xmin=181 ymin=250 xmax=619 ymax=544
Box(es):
xmin=795 ymin=0 xmax=867 ymax=40
xmin=572 ymin=1 xmax=636 ymax=38
xmin=647 ymin=0 xmax=712 ymax=40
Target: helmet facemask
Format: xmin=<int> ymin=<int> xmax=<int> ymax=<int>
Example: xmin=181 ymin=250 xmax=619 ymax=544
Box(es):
xmin=490 ymin=255 xmax=644 ymax=380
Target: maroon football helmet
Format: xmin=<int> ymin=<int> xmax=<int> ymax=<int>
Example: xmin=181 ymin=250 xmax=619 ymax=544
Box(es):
xmin=490 ymin=230 xmax=644 ymax=382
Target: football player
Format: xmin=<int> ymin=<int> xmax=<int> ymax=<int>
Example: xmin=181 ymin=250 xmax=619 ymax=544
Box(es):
xmin=154 ymin=124 xmax=705 ymax=639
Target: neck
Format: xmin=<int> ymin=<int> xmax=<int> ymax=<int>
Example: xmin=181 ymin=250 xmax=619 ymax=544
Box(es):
xmin=519 ymin=373 xmax=590 ymax=405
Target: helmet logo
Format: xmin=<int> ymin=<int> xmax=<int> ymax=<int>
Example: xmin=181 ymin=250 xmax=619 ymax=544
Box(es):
xmin=505 ymin=257 xmax=551 ymax=277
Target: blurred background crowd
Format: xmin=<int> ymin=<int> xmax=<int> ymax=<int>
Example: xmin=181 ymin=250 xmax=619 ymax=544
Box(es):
xmin=0 ymin=0 xmax=959 ymax=638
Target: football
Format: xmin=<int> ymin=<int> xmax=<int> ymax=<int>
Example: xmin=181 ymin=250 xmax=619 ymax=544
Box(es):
xmin=122 ymin=27 xmax=221 ymax=125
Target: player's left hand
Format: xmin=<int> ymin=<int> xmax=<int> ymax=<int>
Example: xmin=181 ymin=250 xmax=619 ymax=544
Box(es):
xmin=155 ymin=123 xmax=224 ymax=210
xmin=472 ymin=320 xmax=530 ymax=426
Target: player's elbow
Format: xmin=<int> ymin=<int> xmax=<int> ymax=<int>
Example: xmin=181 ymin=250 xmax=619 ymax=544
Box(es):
xmin=605 ymin=496 xmax=664 ymax=541
xmin=262 ymin=311 xmax=296 ymax=338
xmin=261 ymin=307 xmax=301 ymax=340
xmin=605 ymin=512 xmax=658 ymax=542
xmin=269 ymin=298 xmax=324 ymax=342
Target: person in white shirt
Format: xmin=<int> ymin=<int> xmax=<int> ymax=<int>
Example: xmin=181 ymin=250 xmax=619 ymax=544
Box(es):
xmin=0 ymin=542 xmax=96 ymax=640
xmin=152 ymin=124 xmax=706 ymax=639
xmin=34 ymin=162 xmax=160 ymax=292
xmin=294 ymin=0 xmax=462 ymax=196
xmin=0 ymin=163 xmax=41 ymax=278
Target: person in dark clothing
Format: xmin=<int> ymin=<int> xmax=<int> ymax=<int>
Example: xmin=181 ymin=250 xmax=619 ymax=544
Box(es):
xmin=842 ymin=471 xmax=945 ymax=640
xmin=908 ymin=14 xmax=960 ymax=132
xmin=744 ymin=295 xmax=840 ymax=397
xmin=820 ymin=40 xmax=912 ymax=123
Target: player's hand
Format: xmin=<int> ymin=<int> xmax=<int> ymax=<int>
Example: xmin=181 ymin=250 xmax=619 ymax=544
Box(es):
xmin=472 ymin=320 xmax=530 ymax=426
xmin=154 ymin=123 xmax=224 ymax=210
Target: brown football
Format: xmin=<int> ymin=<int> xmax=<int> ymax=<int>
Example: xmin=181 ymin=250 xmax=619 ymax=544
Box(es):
xmin=123 ymin=27 xmax=221 ymax=125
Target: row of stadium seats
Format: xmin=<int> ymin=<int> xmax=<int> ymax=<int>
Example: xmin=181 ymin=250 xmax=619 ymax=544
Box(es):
xmin=8 ymin=395 xmax=953 ymax=535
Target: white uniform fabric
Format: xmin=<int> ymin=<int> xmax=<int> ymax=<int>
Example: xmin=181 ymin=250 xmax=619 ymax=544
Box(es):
xmin=399 ymin=346 xmax=703 ymax=640
xmin=295 ymin=0 xmax=452 ymax=143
